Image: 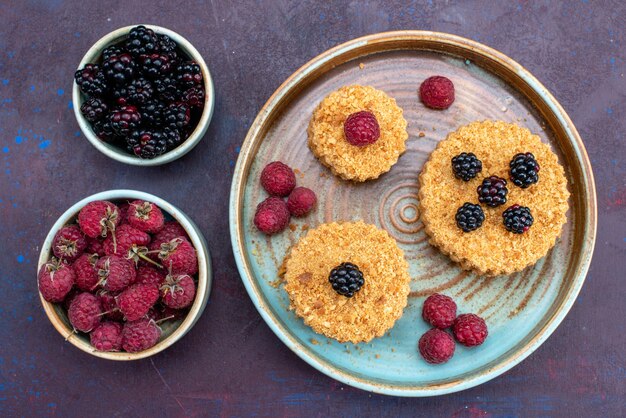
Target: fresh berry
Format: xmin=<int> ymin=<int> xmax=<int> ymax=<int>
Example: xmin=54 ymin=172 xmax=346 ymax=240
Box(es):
xmin=109 ymin=105 xmax=142 ymax=136
xmin=328 ymin=262 xmax=364 ymax=298
xmin=157 ymin=34 xmax=178 ymax=60
xmin=161 ymin=273 xmax=196 ymax=309
xmin=287 ymin=187 xmax=317 ymax=217
xmin=127 ymin=200 xmax=165 ymax=233
xmin=510 ymin=152 xmax=540 ymax=188
xmin=126 ymin=129 xmax=168 ymax=159
xmin=455 ymin=203 xmax=485 ymax=233
xmin=72 ymin=253 xmax=100 ymax=291
xmin=140 ymin=100 xmax=165 ymax=126
xmin=110 ymin=84 xmax=130 ymax=105
xmin=63 ymin=287 xmax=81 ymax=311
xmin=181 ymin=86 xmax=204 ymax=108
xmin=126 ymin=25 xmax=159 ymax=57
xmin=118 ymin=283 xmax=160 ymax=321
xmin=136 ymin=265 xmax=166 ymax=287
xmin=260 ymin=161 xmax=296 ymax=197
xmin=74 ymin=64 xmax=108 ymax=97
xmin=102 ymin=45 xmax=124 ymax=60
xmin=90 ymin=321 xmax=123 ymax=352
xmin=176 ymin=61 xmax=203 ymax=89
xmin=102 ymin=53 xmax=136 ymax=84
xmin=422 ymin=294 xmax=457 ymax=329
xmin=92 ymin=119 xmax=120 ymax=143
xmin=103 ymin=224 xmax=151 ymax=257
xmin=96 ymin=255 xmax=137 ymax=292
xmin=477 ymin=176 xmax=508 ymax=207
xmin=80 ymin=97 xmax=109 ymax=123
xmin=153 ymin=76 xmax=179 ymax=102
xmin=451 ymin=152 xmax=482 ymax=181
xmin=121 ymin=318 xmax=161 ymax=353
xmin=419 ymin=76 xmax=455 ymax=110
xmin=502 ymin=204 xmax=533 ymax=234
xmin=153 ymin=221 xmax=189 ymax=245
xmin=418 ymin=328 xmax=455 ymax=364
xmin=68 ymin=292 xmax=102 ymax=332
xmin=78 ymin=201 xmax=120 ymax=239
xmin=126 ymin=77 xmax=154 ymax=105
xmin=163 ymin=127 xmax=183 ymax=151
xmin=38 ymin=258 xmax=75 ymax=303
xmin=253 ymin=197 xmax=290 ymax=235
xmin=139 ymin=54 xmax=172 ymax=79
xmin=52 ymin=225 xmax=87 ymax=262
xmin=343 ymin=111 xmax=380 ymax=146
xmin=117 ymin=203 xmax=131 ymax=224
xmin=151 ymin=238 xmax=198 ymax=275
xmin=162 ymin=102 xmax=190 ymax=130
xmin=453 ymin=313 xmax=488 ymax=347
xmin=86 ymin=237 xmax=106 ymax=257
xmin=96 ymin=289 xmax=124 ymax=321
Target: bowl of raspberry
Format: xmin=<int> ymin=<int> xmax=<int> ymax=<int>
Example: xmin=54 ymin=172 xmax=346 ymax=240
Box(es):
xmin=73 ymin=25 xmax=214 ymax=165
xmin=37 ymin=190 xmax=212 ymax=360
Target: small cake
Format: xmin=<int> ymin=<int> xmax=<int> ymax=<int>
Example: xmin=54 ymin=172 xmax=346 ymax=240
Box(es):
xmin=419 ymin=120 xmax=569 ymax=276
xmin=283 ymin=222 xmax=411 ymax=343
xmin=307 ymin=85 xmax=409 ymax=182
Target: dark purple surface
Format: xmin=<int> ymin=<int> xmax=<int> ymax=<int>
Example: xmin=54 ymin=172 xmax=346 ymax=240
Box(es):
xmin=1 ymin=1 xmax=624 ymax=416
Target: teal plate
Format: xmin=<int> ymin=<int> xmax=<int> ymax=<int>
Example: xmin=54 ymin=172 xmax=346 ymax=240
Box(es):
xmin=229 ymin=31 xmax=596 ymax=396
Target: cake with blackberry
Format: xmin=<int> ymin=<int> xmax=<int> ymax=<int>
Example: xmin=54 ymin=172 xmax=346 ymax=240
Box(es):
xmin=282 ymin=222 xmax=411 ymax=343
xmin=418 ymin=120 xmax=569 ymax=276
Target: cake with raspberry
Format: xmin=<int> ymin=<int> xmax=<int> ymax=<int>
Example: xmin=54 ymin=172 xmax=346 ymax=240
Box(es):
xmin=419 ymin=120 xmax=569 ymax=276
xmin=282 ymin=221 xmax=411 ymax=343
xmin=307 ymin=85 xmax=409 ymax=182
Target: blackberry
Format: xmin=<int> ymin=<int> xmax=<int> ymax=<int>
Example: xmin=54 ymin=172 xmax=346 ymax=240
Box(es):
xmin=510 ymin=152 xmax=540 ymax=188
xmin=154 ymin=76 xmax=179 ymax=102
xmin=109 ymin=105 xmax=142 ymax=136
xmin=139 ymin=54 xmax=172 ymax=79
xmin=176 ymin=61 xmax=203 ymax=89
xmin=451 ymin=152 xmax=482 ymax=181
xmin=102 ymin=45 xmax=124 ymax=60
xmin=102 ymin=53 xmax=136 ymax=84
xmin=127 ymin=77 xmax=154 ymax=105
xmin=455 ymin=203 xmax=485 ymax=232
xmin=163 ymin=103 xmax=190 ymax=130
xmin=502 ymin=205 xmax=533 ymax=234
xmin=477 ymin=176 xmax=508 ymax=207
xmin=74 ymin=64 xmax=108 ymax=97
xmin=140 ymin=100 xmax=165 ymax=126
xmin=80 ymin=97 xmax=108 ymax=122
xmin=126 ymin=130 xmax=168 ymax=159
xmin=181 ymin=86 xmax=205 ymax=108
xmin=93 ymin=119 xmax=121 ymax=143
xmin=163 ymin=127 xmax=183 ymax=150
xmin=126 ymin=25 xmax=159 ymax=56
xmin=111 ymin=85 xmax=130 ymax=105
xmin=329 ymin=262 xmax=365 ymax=297
xmin=158 ymin=34 xmax=178 ymax=60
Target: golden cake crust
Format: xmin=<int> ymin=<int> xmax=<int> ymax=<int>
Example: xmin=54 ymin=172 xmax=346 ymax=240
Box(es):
xmin=307 ymin=85 xmax=408 ymax=182
xmin=419 ymin=120 xmax=569 ymax=276
xmin=283 ymin=221 xmax=411 ymax=343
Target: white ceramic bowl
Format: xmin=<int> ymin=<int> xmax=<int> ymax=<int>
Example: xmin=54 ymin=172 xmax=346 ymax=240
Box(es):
xmin=72 ymin=25 xmax=215 ymax=166
xmin=37 ymin=190 xmax=212 ymax=360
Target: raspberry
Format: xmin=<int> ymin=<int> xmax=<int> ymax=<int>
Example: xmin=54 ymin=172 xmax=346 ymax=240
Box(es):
xmin=455 ymin=203 xmax=485 ymax=233
xmin=103 ymin=224 xmax=151 ymax=257
xmin=118 ymin=283 xmax=160 ymax=321
xmin=510 ymin=152 xmax=540 ymax=188
xmin=418 ymin=328 xmax=455 ymax=364
xmin=96 ymin=289 xmax=124 ymax=321
xmin=80 ymin=97 xmax=109 ymax=123
xmin=477 ymin=176 xmax=508 ymax=207
xmin=52 ymin=225 xmax=87 ymax=262
xmin=68 ymin=292 xmax=102 ymax=332
xmin=502 ymin=204 xmax=533 ymax=234
xmin=253 ymin=197 xmax=290 ymax=235
xmin=122 ymin=318 xmax=161 ymax=353
xmin=260 ymin=161 xmax=296 ymax=197
xmin=422 ymin=294 xmax=457 ymax=329
xmin=151 ymin=237 xmax=198 ymax=275
xmin=419 ymin=76 xmax=455 ymax=110
xmin=287 ymin=187 xmax=317 ymax=217
xmin=328 ymin=262 xmax=364 ymax=298
xmin=62 ymin=287 xmax=81 ymax=311
xmin=96 ymin=255 xmax=137 ymax=292
xmin=78 ymin=200 xmax=120 ymax=239
xmin=136 ymin=265 xmax=166 ymax=287
xmin=453 ymin=313 xmax=488 ymax=347
xmin=343 ymin=111 xmax=380 ymax=146
xmin=127 ymin=200 xmax=165 ymax=233
xmin=90 ymin=321 xmax=123 ymax=352
xmin=38 ymin=258 xmax=75 ymax=303
xmin=161 ymin=273 xmax=196 ymax=309
xmin=86 ymin=237 xmax=105 ymax=256
xmin=72 ymin=253 xmax=100 ymax=291
xmin=152 ymin=221 xmax=189 ymax=245
xmin=451 ymin=152 xmax=482 ymax=181
xmin=118 ymin=202 xmax=131 ymax=223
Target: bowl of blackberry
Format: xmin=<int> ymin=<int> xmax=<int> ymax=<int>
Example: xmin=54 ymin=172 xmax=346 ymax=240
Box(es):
xmin=73 ymin=25 xmax=214 ymax=165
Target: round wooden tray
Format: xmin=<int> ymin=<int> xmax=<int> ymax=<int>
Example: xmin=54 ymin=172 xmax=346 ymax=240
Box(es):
xmin=229 ymin=31 xmax=596 ymax=396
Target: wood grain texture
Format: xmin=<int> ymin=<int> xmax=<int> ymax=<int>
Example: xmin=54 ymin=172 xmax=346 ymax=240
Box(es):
xmin=0 ymin=0 xmax=624 ymax=416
